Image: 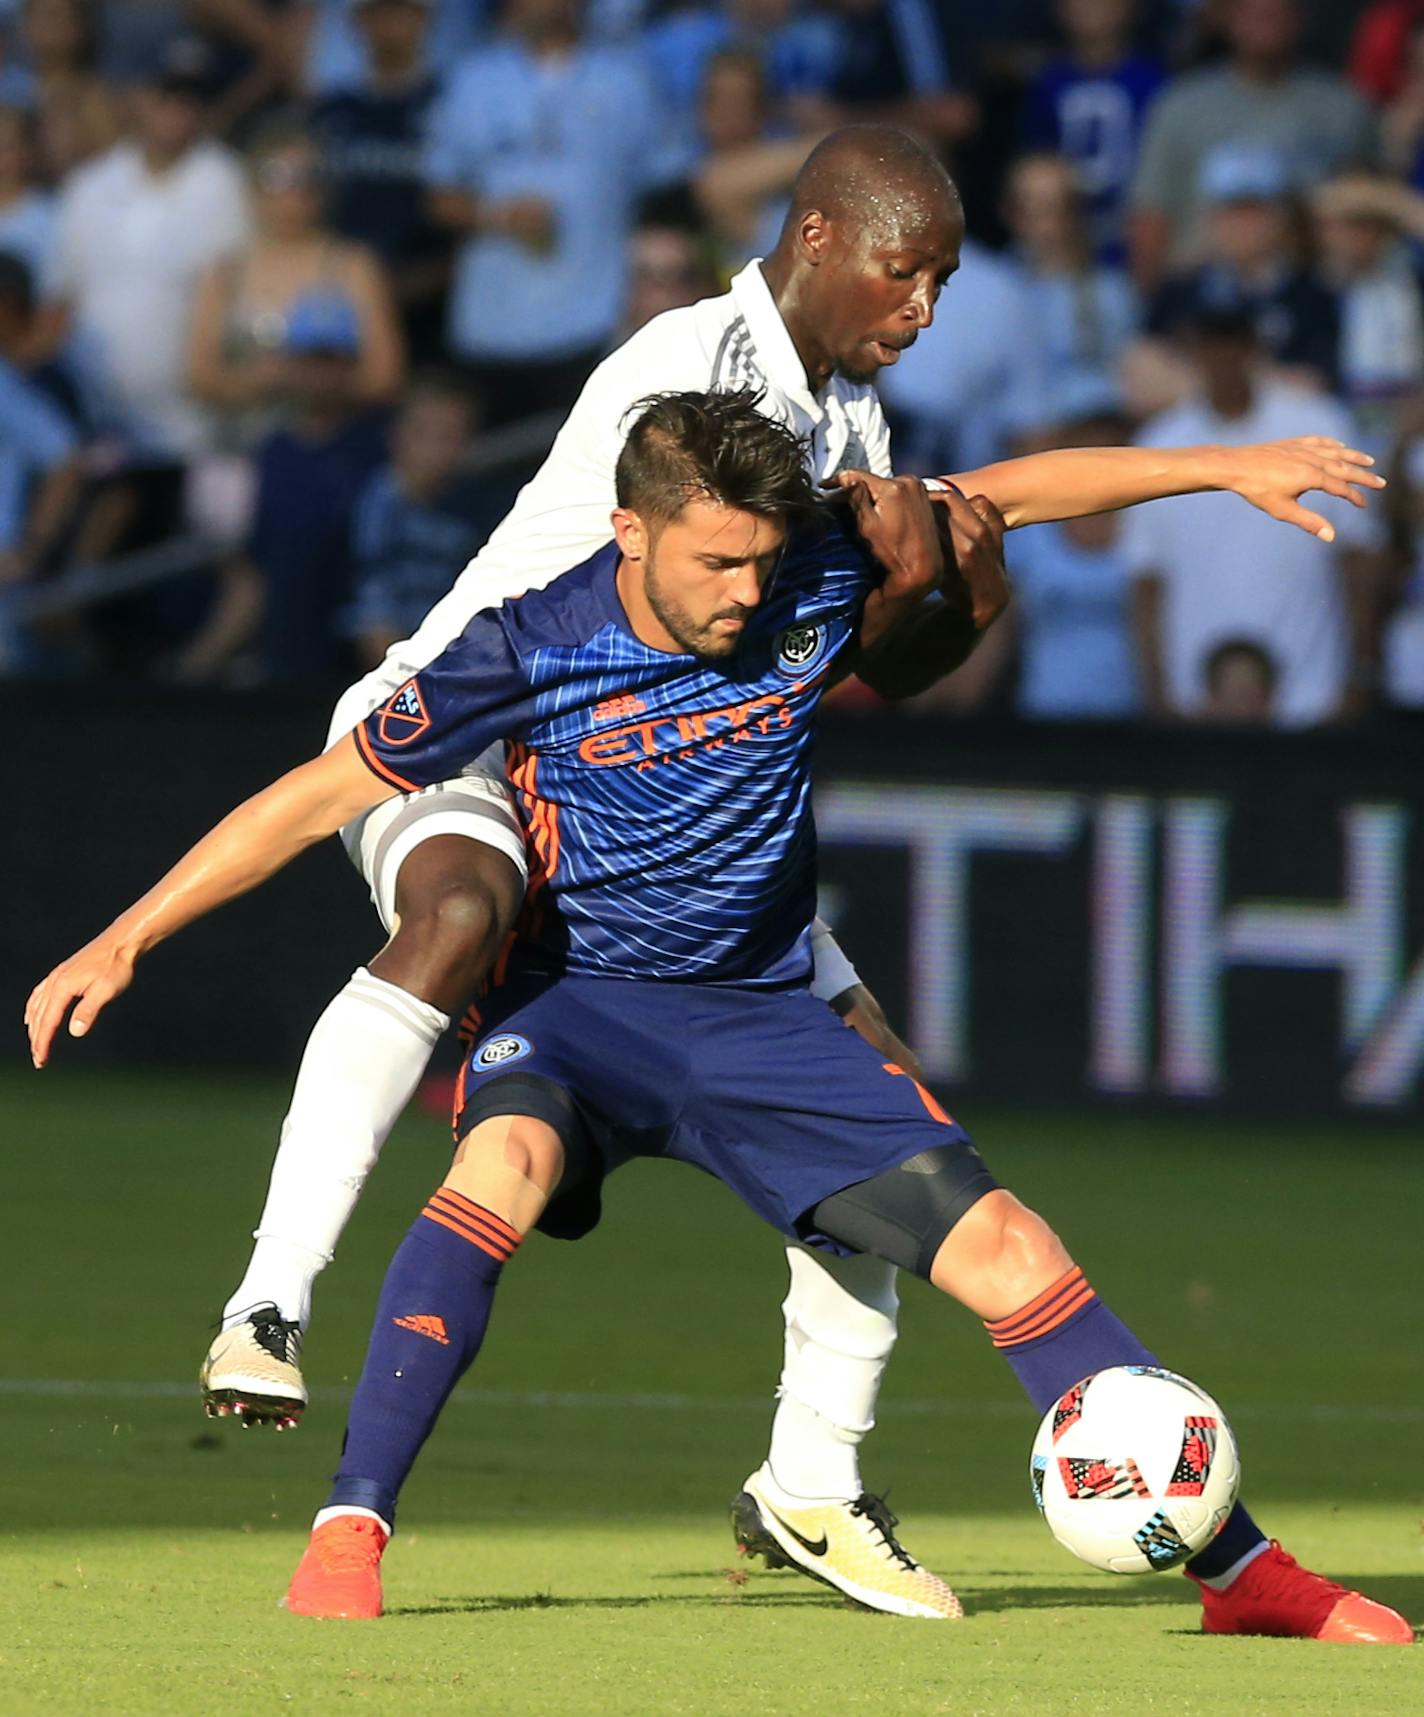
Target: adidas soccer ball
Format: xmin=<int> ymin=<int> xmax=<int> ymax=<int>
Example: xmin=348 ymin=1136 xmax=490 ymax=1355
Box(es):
xmin=1030 ymin=1366 xmax=1240 ymax=1575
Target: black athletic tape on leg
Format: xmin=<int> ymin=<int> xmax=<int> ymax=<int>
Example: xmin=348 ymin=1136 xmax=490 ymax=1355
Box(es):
xmin=456 ymin=1071 xmax=581 ymax=1148
xmin=807 ymin=1142 xmax=1000 ymax=1279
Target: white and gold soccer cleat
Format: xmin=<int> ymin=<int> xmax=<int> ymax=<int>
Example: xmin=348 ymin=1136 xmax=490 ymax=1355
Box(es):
xmin=731 ymin=1466 xmax=963 ymax=1619
xmin=199 ymin=1305 xmax=307 ymax=1430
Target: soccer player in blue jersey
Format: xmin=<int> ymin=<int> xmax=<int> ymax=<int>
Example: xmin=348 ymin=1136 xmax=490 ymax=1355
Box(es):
xmin=27 ymin=391 xmax=1412 ymax=1643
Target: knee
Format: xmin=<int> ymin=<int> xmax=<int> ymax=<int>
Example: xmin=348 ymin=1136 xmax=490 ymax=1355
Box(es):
xmin=930 ymin=1189 xmax=1073 ymax=1319
xmin=495 ymin=1118 xmax=565 ymax=1192
xmin=992 ymin=1200 xmax=1072 ymax=1305
xmin=398 ymin=881 xmax=503 ymax=975
xmin=447 ymin=1115 xmax=564 ymax=1234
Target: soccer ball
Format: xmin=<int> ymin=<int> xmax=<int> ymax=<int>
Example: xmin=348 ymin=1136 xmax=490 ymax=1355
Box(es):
xmin=1030 ymin=1365 xmax=1240 ymax=1575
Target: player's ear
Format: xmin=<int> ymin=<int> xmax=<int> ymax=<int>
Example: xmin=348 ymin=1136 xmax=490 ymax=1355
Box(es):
xmin=799 ymin=209 xmax=828 ymax=265
xmin=611 ymin=506 xmax=649 ymax=563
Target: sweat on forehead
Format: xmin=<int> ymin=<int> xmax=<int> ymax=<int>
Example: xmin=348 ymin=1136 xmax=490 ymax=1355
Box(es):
xmin=788 ymin=125 xmax=959 ymax=235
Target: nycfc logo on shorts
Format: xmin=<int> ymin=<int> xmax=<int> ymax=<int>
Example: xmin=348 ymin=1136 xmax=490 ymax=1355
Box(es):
xmin=775 ymin=622 xmax=828 ymax=679
xmin=474 ymin=1033 xmax=532 ymax=1070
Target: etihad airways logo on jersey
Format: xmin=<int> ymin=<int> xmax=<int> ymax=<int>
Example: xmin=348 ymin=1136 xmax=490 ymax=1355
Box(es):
xmin=577 ymin=685 xmax=814 ymax=769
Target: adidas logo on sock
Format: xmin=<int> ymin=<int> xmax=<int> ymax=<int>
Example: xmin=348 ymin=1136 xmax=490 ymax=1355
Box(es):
xmin=392 ymin=1313 xmax=450 ymax=1345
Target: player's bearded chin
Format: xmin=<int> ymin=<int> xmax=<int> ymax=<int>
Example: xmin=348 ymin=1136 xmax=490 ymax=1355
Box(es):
xmin=645 ymin=563 xmax=745 ymax=660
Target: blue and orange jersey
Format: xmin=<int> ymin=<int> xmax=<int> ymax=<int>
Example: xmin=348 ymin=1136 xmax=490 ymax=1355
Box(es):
xmin=355 ymin=516 xmax=875 ymax=987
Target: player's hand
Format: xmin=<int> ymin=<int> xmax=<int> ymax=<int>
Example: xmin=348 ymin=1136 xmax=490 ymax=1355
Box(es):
xmin=1220 ymin=438 xmax=1385 ymax=543
xmin=831 ymin=469 xmax=945 ymax=604
xmin=25 ymin=935 xmax=136 ymax=1068
xmin=932 ymin=487 xmax=1010 ymax=631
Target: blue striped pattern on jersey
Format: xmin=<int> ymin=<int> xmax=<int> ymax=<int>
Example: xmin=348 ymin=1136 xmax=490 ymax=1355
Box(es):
xmin=358 ymin=519 xmax=874 ymax=986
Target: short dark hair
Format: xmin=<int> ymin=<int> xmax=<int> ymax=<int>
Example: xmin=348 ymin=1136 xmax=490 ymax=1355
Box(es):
xmin=615 ymin=389 xmax=816 ymax=529
xmin=1205 ymin=636 xmax=1277 ymax=692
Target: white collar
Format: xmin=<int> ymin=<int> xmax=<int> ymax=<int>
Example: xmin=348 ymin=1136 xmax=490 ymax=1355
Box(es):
xmin=730 ymin=259 xmax=824 ymax=423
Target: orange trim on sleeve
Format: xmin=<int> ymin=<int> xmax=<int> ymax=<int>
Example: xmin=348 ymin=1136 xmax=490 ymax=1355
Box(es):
xmin=353 ymin=721 xmax=421 ymax=794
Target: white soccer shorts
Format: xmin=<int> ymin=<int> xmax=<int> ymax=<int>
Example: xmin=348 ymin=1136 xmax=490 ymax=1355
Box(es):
xmin=342 ymin=745 xmax=529 ymax=934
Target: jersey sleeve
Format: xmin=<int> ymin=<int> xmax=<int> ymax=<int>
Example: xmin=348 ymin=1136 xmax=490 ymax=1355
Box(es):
xmin=353 ymin=606 xmax=535 ymax=792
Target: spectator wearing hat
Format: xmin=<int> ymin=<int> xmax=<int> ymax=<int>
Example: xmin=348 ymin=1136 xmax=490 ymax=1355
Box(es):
xmin=1122 ymin=303 xmax=1385 ymax=727
xmin=424 ymin=0 xmax=675 ymax=428
xmin=1021 ymin=0 xmax=1165 ymax=265
xmin=307 ymin=0 xmax=453 ymax=361
xmin=1129 ymin=0 xmax=1376 ymax=289
xmin=176 ymin=287 xmax=389 ymax=684
xmin=1312 ymin=174 xmax=1424 ymax=446
xmin=37 ymin=39 xmax=250 ymax=468
xmin=1146 ymin=143 xmax=1339 ymax=391
xmin=187 ymin=116 xmax=404 ymax=460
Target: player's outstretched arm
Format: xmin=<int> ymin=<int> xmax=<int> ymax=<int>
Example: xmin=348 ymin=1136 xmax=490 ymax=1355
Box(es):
xmin=951 ymin=438 xmax=1385 ymax=542
xmin=25 ymin=740 xmax=393 ymax=1068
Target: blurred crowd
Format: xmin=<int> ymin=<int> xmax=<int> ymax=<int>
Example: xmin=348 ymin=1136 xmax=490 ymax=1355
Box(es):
xmin=3 ymin=0 xmax=1424 ymax=729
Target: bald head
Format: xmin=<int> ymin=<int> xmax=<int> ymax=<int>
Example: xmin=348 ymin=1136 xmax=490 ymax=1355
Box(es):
xmin=782 ymin=125 xmax=960 ymax=243
xmin=764 ymin=126 xmax=963 ymax=389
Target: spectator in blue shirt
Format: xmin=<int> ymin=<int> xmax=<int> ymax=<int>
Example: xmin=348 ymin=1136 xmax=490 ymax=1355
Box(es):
xmin=1022 ymin=0 xmax=1164 ymax=264
xmin=424 ymin=0 xmax=672 ymax=427
xmin=344 ymin=372 xmax=521 ymax=665
xmin=914 ymin=404 xmax=1143 ymax=719
xmin=645 ymin=0 xmax=844 ymax=122
xmin=1000 ymin=151 xmax=1139 ymax=438
xmin=176 ymin=290 xmax=389 ymax=683
xmin=308 ymin=0 xmax=452 ymax=360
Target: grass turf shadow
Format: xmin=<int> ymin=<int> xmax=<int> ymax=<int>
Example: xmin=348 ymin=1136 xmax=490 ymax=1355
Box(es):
xmin=391 ymin=1589 xmax=845 ymax=1617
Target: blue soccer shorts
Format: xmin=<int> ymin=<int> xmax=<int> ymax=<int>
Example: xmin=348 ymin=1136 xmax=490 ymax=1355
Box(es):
xmin=453 ymin=972 xmax=999 ymax=1267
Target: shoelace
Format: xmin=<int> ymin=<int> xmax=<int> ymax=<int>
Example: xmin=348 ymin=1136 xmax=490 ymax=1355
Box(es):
xmin=249 ymin=1307 xmax=302 ymax=1364
xmin=849 ymin=1493 xmax=920 ymax=1573
xmin=314 ymin=1521 xmax=384 ymax=1574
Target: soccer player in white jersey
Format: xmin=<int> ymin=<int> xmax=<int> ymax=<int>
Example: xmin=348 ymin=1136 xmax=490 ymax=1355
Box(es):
xmin=39 ymin=126 xmax=1382 ymax=1619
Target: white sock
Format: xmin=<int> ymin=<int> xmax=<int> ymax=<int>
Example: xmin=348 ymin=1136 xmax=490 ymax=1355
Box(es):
xmin=221 ymin=968 xmax=449 ymax=1329
xmin=765 ymin=1246 xmax=900 ymax=1501
xmin=312 ymin=1505 xmax=392 ymax=1537
xmin=1197 ymin=1540 xmax=1271 ymax=1591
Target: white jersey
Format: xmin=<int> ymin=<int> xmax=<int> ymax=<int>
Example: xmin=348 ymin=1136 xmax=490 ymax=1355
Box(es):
xmin=328 ymin=260 xmax=892 ymax=743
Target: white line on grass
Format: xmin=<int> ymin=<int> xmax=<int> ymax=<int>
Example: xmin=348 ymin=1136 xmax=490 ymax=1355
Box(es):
xmin=0 ymin=1379 xmax=1420 ymax=1423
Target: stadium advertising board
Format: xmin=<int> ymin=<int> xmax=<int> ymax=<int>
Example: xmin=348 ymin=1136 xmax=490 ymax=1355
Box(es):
xmin=813 ymin=715 xmax=1424 ymax=1118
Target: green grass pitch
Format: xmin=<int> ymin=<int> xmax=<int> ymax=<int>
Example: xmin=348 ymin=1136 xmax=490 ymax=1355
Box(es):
xmin=1 ymin=1065 xmax=1420 ymax=1714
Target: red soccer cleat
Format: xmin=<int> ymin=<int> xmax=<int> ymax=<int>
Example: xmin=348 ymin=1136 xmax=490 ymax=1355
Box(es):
xmin=284 ymin=1514 xmax=389 ymax=1619
xmin=1189 ymin=1541 xmax=1413 ymax=1644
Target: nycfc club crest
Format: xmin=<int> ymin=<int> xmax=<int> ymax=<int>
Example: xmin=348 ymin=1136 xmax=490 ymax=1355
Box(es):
xmin=775 ymin=621 xmax=829 ymax=679
xmin=474 ymin=1033 xmax=532 ymax=1070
